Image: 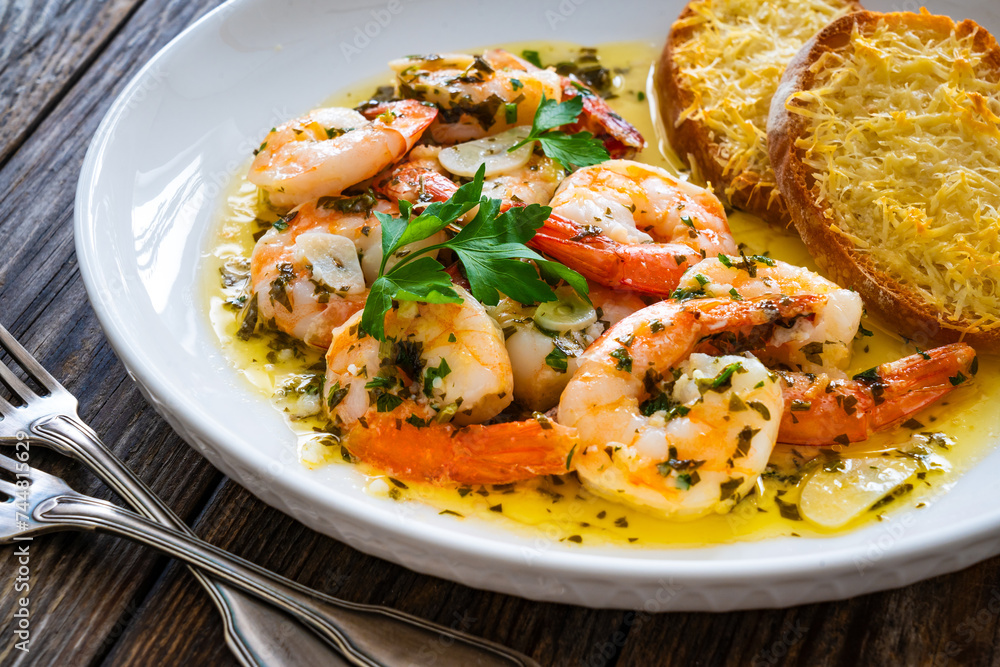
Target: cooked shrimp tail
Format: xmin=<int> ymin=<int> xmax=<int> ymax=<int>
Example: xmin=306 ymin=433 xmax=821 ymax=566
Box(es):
xmin=343 ymin=412 xmax=578 ymax=485
xmin=527 ymin=216 xmax=696 ymax=294
xmin=777 ymin=343 xmax=978 ymax=445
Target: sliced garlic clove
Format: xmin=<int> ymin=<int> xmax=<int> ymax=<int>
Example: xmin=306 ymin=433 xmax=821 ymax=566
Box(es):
xmin=293 ymin=232 xmax=365 ymax=294
xmin=438 ymin=126 xmax=534 ymax=178
xmin=799 ymin=456 xmax=920 ymax=529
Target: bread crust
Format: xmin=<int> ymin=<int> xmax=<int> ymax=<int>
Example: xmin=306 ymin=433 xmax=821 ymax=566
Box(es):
xmin=768 ymin=10 xmax=1000 ymax=351
xmin=657 ymin=0 xmax=861 ymax=229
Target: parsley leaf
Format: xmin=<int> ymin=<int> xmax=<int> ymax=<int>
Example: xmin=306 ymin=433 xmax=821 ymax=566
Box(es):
xmin=508 ymin=95 xmax=609 ymax=170
xmin=359 ymin=165 xmax=589 ymax=340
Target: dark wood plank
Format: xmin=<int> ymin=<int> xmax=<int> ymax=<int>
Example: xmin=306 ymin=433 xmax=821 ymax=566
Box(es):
xmin=614 ymin=561 xmax=1000 ymax=666
xmin=103 ymin=479 xmax=631 ymax=666
xmin=0 ymin=0 xmax=228 ymax=664
xmin=0 ymin=0 xmax=142 ymax=167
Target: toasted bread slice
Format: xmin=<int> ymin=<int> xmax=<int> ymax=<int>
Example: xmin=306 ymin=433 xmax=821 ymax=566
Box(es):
xmin=769 ymin=10 xmax=1000 ymax=350
xmin=658 ymin=0 xmax=860 ymax=227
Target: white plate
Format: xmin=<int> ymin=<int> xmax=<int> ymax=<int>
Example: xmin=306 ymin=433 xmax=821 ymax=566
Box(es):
xmin=75 ymin=0 xmax=1000 ymax=610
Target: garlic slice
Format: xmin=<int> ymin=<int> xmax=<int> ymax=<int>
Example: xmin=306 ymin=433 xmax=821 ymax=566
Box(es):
xmin=438 ymin=126 xmax=534 ymax=178
xmin=799 ymin=456 xmax=919 ymax=529
xmin=293 ymin=232 xmax=365 ymax=294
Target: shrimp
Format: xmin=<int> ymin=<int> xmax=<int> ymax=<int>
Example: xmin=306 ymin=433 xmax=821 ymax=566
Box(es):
xmin=558 ymin=295 xmax=822 ymax=519
xmin=390 ymin=53 xmax=562 ymax=145
xmin=323 ymin=288 xmax=577 ymax=485
xmin=777 ymin=343 xmax=978 ymax=446
xmin=483 ymin=49 xmax=646 ymax=159
xmin=491 ymin=282 xmax=648 ymax=411
xmin=379 ymin=159 xmax=738 ymax=296
xmin=674 ymin=256 xmax=864 ymax=373
xmin=251 ymin=193 xmax=445 ymax=349
xmin=248 ymin=100 xmax=437 ymax=209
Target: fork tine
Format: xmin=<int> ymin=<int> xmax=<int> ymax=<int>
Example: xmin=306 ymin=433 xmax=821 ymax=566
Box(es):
xmin=0 ymin=323 xmax=64 ymax=395
xmin=0 ymin=355 xmax=36 ymax=403
xmin=0 ymin=392 xmax=16 ymax=417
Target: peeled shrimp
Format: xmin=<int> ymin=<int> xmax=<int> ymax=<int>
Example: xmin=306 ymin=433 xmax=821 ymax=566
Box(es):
xmin=491 ymin=282 xmax=648 ymax=412
xmin=533 ymin=160 xmax=737 ymax=294
xmin=559 ymin=295 xmax=824 ymax=519
xmin=324 ymin=288 xmax=577 ymax=484
xmin=248 ymin=100 xmax=436 ymax=209
xmin=675 ymin=256 xmax=864 ymax=373
xmin=390 ymin=53 xmax=561 ymax=145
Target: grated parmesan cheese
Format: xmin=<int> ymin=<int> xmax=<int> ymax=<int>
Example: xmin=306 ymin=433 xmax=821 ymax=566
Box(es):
xmin=787 ymin=17 xmax=1000 ymax=332
xmin=671 ymin=0 xmax=855 ymax=201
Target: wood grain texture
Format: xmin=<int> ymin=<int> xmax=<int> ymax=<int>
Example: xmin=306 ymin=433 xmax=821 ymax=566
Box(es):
xmin=0 ymin=0 xmax=998 ymax=665
xmin=0 ymin=0 xmax=141 ymax=168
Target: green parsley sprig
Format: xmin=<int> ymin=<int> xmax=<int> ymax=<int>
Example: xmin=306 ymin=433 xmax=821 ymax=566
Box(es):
xmin=360 ymin=165 xmax=590 ymax=341
xmin=507 ymin=95 xmax=609 ymax=170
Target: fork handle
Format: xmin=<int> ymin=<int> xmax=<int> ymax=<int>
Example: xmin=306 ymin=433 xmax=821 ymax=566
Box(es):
xmin=35 ymin=414 xmax=351 ymax=667
xmin=36 ymin=494 xmax=536 ymax=667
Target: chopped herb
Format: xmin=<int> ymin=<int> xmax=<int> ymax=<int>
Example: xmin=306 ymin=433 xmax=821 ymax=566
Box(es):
xmin=719 ymin=477 xmax=743 ymax=501
xmin=406 ymin=414 xmax=428 ymax=428
xmin=774 ymin=496 xmax=802 ymax=520
xmin=521 ymin=49 xmax=543 ymax=68
xmin=800 ymin=341 xmax=824 ymax=366
xmin=729 ymin=288 xmax=742 ymax=301
xmin=423 ymin=358 xmax=452 ymax=396
xmin=949 ymin=371 xmax=967 ymax=386
xmin=327 ymin=382 xmax=348 ymax=409
xmin=565 ymin=443 xmax=577 ymax=470
xmin=545 ymin=346 xmax=569 ymax=373
xmin=734 ymin=426 xmax=758 ymax=458
xmin=790 ymin=399 xmax=812 ymax=412
xmin=670 ymin=286 xmax=706 ymax=301
xmin=853 ymin=367 xmax=881 ymax=383
xmin=717 ymin=254 xmax=733 ymax=268
xmin=375 ymin=393 xmax=403 ymax=413
xmin=510 ymin=78 xmax=524 ymax=91
xmin=610 ymin=347 xmax=632 ymax=372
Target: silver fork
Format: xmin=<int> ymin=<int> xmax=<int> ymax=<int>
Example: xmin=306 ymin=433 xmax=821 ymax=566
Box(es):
xmin=0 ymin=452 xmax=531 ymax=665
xmin=0 ymin=325 xmax=344 ymax=666
xmin=0 ymin=325 xmax=536 ymax=667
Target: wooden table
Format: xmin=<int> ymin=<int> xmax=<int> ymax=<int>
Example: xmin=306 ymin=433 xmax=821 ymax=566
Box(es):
xmin=0 ymin=1 xmax=997 ymax=665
